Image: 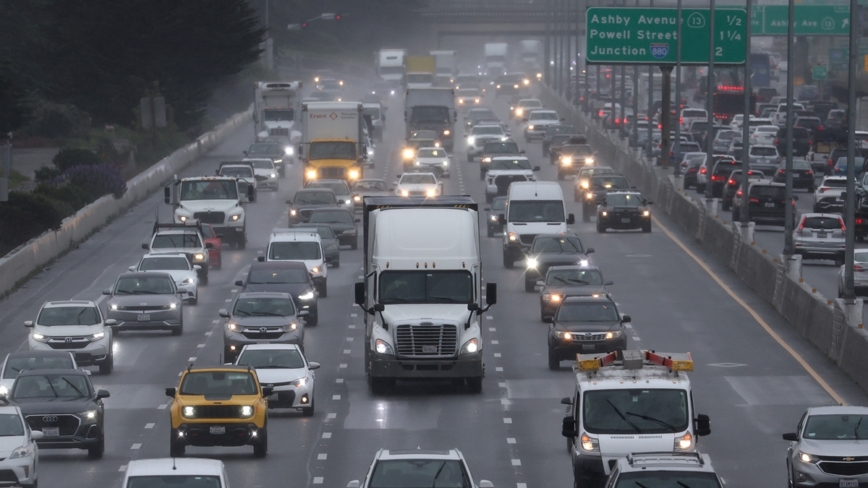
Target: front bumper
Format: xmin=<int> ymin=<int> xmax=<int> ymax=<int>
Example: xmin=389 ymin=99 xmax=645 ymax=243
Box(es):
xmin=266 ymin=384 xmax=313 ymax=409
xmin=0 ymin=454 xmax=37 ymax=486
xmin=26 ymin=415 xmax=102 ymax=450
xmin=29 ymin=341 xmax=110 ymax=366
xmin=337 ymin=232 xmax=358 ymax=247
xmin=107 ymin=310 xmax=182 ymax=331
xmin=791 ymin=459 xmax=868 ymax=488
xmin=573 ymin=453 xmax=607 ymax=484
xmin=212 ymin=225 xmax=246 ymax=244
xmin=369 ymin=351 xmax=483 ymax=379
xmin=598 ymin=213 xmax=650 ymax=230
xmin=174 ymin=422 xmax=265 ymax=447
xmin=549 ymin=334 xmax=627 ymax=359
xmin=224 ymin=331 xmax=302 ymax=352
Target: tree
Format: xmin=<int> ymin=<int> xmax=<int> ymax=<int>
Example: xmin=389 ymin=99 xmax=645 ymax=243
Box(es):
xmin=0 ymin=66 xmax=28 ymax=134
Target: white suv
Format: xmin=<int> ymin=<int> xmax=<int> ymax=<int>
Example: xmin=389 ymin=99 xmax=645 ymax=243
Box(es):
xmin=347 ymin=449 xmax=494 ymax=488
xmin=24 ymin=300 xmax=115 ymax=374
xmin=261 ymin=230 xmax=328 ymax=296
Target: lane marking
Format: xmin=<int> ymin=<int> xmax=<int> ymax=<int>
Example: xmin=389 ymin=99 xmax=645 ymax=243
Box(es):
xmin=346 ymin=337 xmax=354 ymax=341
xmin=327 ymin=413 xmax=337 ymax=420
xmin=339 ymin=363 xmax=347 ymax=369
xmin=499 ymin=382 xmax=507 ymax=387
xmin=348 ymin=324 xmax=356 ymax=329
xmin=504 ymin=418 xmax=513 ymax=424
xmin=145 ymin=423 xmax=155 ymax=429
xmin=335 ymin=378 xmax=344 ymax=384
xmin=511 ymin=459 xmax=522 ymax=466
xmin=343 ymin=349 xmax=351 ymax=354
xmin=507 ymin=438 xmax=516 ymax=444
xmin=158 ymin=403 xmax=169 ymax=410
xmin=653 ymin=215 xmax=847 ymax=406
xmin=318 ymin=453 xmax=328 ymax=460
xmin=314 ymin=477 xmax=324 ymax=484
xmin=332 ymin=395 xmax=341 ymax=400
xmin=131 ymin=443 xmax=142 ymax=450
xmin=491 ymin=340 xmax=499 ymax=345
xmin=489 ymin=327 xmax=497 ymax=332
xmin=518 ymin=484 xmax=528 ymax=488
xmin=119 ymin=465 xmax=127 ymax=472
xmin=197 ymin=344 xmax=205 ymax=348
xmin=323 ymin=433 xmax=332 ymax=439
xmin=211 ymin=319 xmax=219 ymax=324
xmin=188 ymin=357 xmax=196 ymax=362
xmin=496 ymin=367 xmax=504 ymax=372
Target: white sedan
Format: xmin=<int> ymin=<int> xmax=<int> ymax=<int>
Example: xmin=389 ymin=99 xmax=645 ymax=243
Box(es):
xmin=412 ymin=147 xmax=450 ymax=178
xmin=130 ymin=253 xmax=199 ymax=304
xmin=234 ymin=344 xmax=318 ymax=416
xmin=245 ymin=158 xmax=279 ymax=191
xmin=750 ymin=125 xmax=778 ymax=146
xmin=0 ymin=404 xmax=41 ymax=487
xmin=394 ymin=172 xmax=442 ymax=197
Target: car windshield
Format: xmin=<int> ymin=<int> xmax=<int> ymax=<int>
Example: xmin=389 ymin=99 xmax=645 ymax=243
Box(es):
xmin=580 ymin=168 xmax=615 ymax=179
xmin=410 ymin=130 xmax=438 ymax=140
xmin=801 ymin=216 xmax=842 ymax=230
xmin=353 ymin=180 xmax=388 ymax=192
xmin=201 ymin=226 xmax=215 ymax=239
xmin=491 ymin=159 xmax=531 ymax=170
xmin=470 ymin=110 xmax=496 ymax=120
xmin=140 ymin=256 xmax=190 ymax=271
xmin=417 ymin=148 xmax=447 ymax=158
xmin=411 ymin=106 xmax=450 ymax=124
xmin=310 ymin=210 xmax=354 ymax=224
xmin=249 ymin=268 xmax=309 ymax=284
xmin=180 ymin=371 xmax=257 ymax=396
xmin=0 ymin=414 xmax=24 ymax=437
xmin=614 ymin=472 xmax=722 ymax=488
xmin=295 ymin=191 xmax=336 ymax=204
xmin=379 ymin=270 xmax=473 ymax=304
xmin=531 ymin=236 xmax=584 ymax=253
xmin=115 ymin=276 xmax=175 ymax=295
xmin=37 ymin=306 xmax=100 ymax=326
xmin=530 ymin=112 xmax=558 ymax=120
xmin=752 ymin=147 xmax=778 ymax=156
xmin=548 ymin=125 xmax=576 ymax=135
xmin=268 ymin=242 xmax=321 ymax=261
xmin=237 ymin=348 xmax=305 ymax=369
xmin=557 ymin=302 xmax=618 ymax=321
xmin=400 ymin=174 xmax=437 ymax=185
xmin=308 ymin=182 xmax=349 ymax=196
xmin=484 ymin=142 xmax=519 ymax=154
xmin=12 ymin=373 xmax=90 ymax=399
xmin=591 ymin=177 xmax=629 ymax=190
xmin=126 ymin=476 xmax=222 ymax=488
xmin=151 ymin=233 xmax=202 ymax=249
xmin=248 ymin=144 xmax=280 ymax=155
xmin=3 ymin=355 xmax=75 ymax=379
xmin=249 ymin=159 xmax=274 ymax=169
xmin=583 ymin=389 xmax=690 ymax=434
xmin=233 ymin=297 xmax=295 ymax=317
xmin=683 ymin=110 xmax=706 ymax=117
xmin=308 ymin=141 xmax=356 ymax=160
xmin=220 ymin=167 xmax=253 ymax=178
xmin=296 ymin=226 xmax=337 ymax=239
xmin=546 ymin=269 xmax=603 ymax=286
xmin=508 ymin=201 xmax=565 ymax=223
xmin=179 ymin=180 xmax=238 ymax=201
xmin=606 ymin=193 xmax=643 ymax=207
xmin=473 ymin=126 xmax=503 ymax=135
xmin=491 ymin=197 xmax=507 ymax=211
xmin=823 ymin=179 xmax=848 ymax=188
xmin=804 ymin=414 xmax=868 ymax=440
xmin=369 ymin=459 xmax=470 ymax=488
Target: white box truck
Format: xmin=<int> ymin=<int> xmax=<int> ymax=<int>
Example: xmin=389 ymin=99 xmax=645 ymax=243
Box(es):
xmin=254 ymin=81 xmax=302 ymax=141
xmin=430 ymin=50 xmax=457 ymax=77
xmin=299 ymin=101 xmax=366 ymax=184
xmin=354 ymin=196 xmax=497 ymax=394
xmin=377 ymin=49 xmax=406 ymax=82
xmin=484 ymin=43 xmax=509 ymax=76
xmin=519 ymin=40 xmax=543 ymax=71
xmin=404 ymin=87 xmax=456 ymax=150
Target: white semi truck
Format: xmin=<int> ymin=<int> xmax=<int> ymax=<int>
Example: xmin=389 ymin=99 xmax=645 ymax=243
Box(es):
xmin=519 ymin=40 xmax=543 ymax=71
xmin=253 ymin=81 xmax=302 ymax=141
xmin=354 ymin=196 xmax=497 ymax=394
xmin=484 ymin=43 xmax=509 ymax=76
xmin=377 ymin=49 xmax=406 ymax=83
xmin=299 ymin=101 xmax=366 ymax=183
xmin=163 ymin=176 xmax=254 ymax=249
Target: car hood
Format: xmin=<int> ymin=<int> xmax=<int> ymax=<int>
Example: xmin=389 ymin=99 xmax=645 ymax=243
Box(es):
xmin=798 ymin=438 xmax=868 ymax=457
xmin=542 ymin=284 xmax=609 ymax=297
xmin=529 ymin=120 xmax=559 ymax=127
xmin=381 ymin=304 xmax=472 ymax=326
xmin=232 ymin=316 xmax=296 ymax=327
xmin=254 ymin=368 xmax=306 ymax=385
xmin=555 ymin=321 xmax=622 ymax=332
xmin=13 ymin=398 xmax=94 ymax=414
xmin=291 ymin=203 xmax=336 ymax=211
xmin=355 ymin=191 xmax=392 ymax=199
xmin=107 ymin=295 xmax=177 ymax=307
xmin=416 ymin=157 xmax=448 ymax=164
xmin=488 ymin=170 xmax=533 ymax=177
xmin=397 ymin=183 xmax=438 ymax=191
xmin=33 ymin=324 xmax=102 ymax=337
xmin=244 ymin=283 xmax=310 ymax=297
xmin=150 ymin=246 xmax=204 ymax=255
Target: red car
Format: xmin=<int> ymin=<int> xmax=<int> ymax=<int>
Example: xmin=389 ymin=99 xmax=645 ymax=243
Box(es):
xmin=201 ymin=223 xmax=223 ymax=269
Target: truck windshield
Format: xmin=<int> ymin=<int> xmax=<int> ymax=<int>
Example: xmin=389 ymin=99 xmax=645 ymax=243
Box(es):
xmin=411 ymin=106 xmax=450 ymax=124
xmin=507 ymin=200 xmax=565 ymax=223
xmin=127 ymin=476 xmax=222 ymax=488
xmin=379 ymin=270 xmax=473 ymax=304
xmin=583 ymin=389 xmax=689 ymax=434
xmin=180 ymin=181 xmax=238 ymax=201
xmin=264 ymin=109 xmax=293 ymax=122
xmin=615 ymin=472 xmax=722 ymax=488
xmin=268 ymin=242 xmax=322 ymax=261
xmin=308 ymin=141 xmax=356 ymax=160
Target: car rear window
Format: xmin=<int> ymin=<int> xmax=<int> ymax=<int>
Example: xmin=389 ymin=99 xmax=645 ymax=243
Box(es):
xmin=752 ymin=147 xmax=778 ymax=156
xmin=750 ymin=185 xmax=785 ymax=198
xmin=802 ymin=216 xmax=843 ymax=230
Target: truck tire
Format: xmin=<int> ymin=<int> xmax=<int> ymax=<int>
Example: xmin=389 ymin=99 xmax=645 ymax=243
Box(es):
xmin=370 ymin=377 xmax=392 ymax=395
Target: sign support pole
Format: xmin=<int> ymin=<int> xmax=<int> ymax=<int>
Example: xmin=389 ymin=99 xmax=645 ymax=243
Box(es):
xmin=705 ymin=0 xmax=716 ymax=202
xmin=661 ymin=66 xmax=673 ymax=169
xmin=844 ymin=0 xmax=858 ymax=299
xmin=741 ymin=0 xmax=752 ymax=228
xmin=674 ymin=0 xmax=683 ymax=177
xmin=783 ymin=0 xmax=795 ymax=257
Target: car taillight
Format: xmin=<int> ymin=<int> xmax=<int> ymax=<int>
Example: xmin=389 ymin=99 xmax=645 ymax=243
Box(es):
xmin=599 ymin=110 xmax=604 ymax=117
xmin=819 ymin=187 xmax=827 ymax=193
xmin=808 ymin=140 xmax=813 ymax=145
xmin=749 ymin=197 xmax=760 ymax=203
xmin=711 ymin=175 xmax=724 ymax=181
xmin=728 ymin=179 xmax=736 ymax=185
xmin=680 ymin=117 xmax=684 ymax=124
xmin=736 ymin=190 xmax=743 ymax=197
xmin=858 ymin=218 xmax=865 ymax=225
xmin=856 ymin=264 xmax=866 ymax=271
xmin=818 ymin=125 xmax=824 ymax=130
xmin=774 ymin=138 xmax=779 ymax=145
xmin=777 ymin=169 xmax=785 ymax=175
xmin=806 ymin=170 xmax=813 ymax=175
xmin=700 ymin=167 xmax=707 ymax=174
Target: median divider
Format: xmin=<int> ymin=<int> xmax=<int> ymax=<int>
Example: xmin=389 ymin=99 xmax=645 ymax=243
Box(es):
xmin=538 ymin=85 xmax=868 ymax=395
xmin=0 ymin=106 xmax=253 ymax=298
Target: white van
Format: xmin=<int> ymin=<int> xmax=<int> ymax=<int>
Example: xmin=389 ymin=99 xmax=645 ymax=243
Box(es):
xmin=500 ymin=181 xmax=574 ymax=268
xmin=260 ymin=229 xmax=329 ymax=296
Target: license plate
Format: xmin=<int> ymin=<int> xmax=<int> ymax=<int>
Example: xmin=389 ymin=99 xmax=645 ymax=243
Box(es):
xmin=765 ymin=202 xmax=775 ymax=208
xmin=422 ymin=345 xmax=437 ymax=353
xmin=209 ymin=426 xmax=226 ymax=435
xmin=840 ymin=479 xmax=858 ymax=488
xmin=621 ymin=218 xmax=631 ymax=223
xmin=267 ymin=393 xmax=278 ymax=401
xmin=137 ymin=314 xmax=150 ymax=321
xmin=582 ymin=344 xmax=596 ymax=351
xmin=43 ymin=427 xmax=59 ymax=437
xmin=818 ymin=232 xmax=828 ymax=238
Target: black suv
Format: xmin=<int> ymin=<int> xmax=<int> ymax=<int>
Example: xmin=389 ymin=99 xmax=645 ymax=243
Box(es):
xmin=524 ymin=234 xmax=594 ymax=292
xmin=479 ymin=140 xmax=523 ymax=179
xmin=732 ymin=180 xmax=795 ymax=226
xmin=581 ymin=174 xmax=630 ymax=222
xmin=774 ymin=127 xmax=811 ymax=158
xmin=596 ymin=191 xmax=653 ymax=233
xmin=545 ymin=296 xmax=629 ymax=370
xmin=709 ymin=158 xmax=741 ymax=198
xmin=542 ymin=124 xmax=577 ymax=156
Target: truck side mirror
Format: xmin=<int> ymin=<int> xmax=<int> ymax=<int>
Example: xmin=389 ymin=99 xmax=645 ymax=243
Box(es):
xmin=567 ymin=213 xmax=576 ymax=225
xmin=695 ymin=414 xmax=711 ymax=436
xmin=562 ymin=416 xmax=578 ymax=438
xmin=485 ymin=283 xmax=497 ymax=306
xmin=163 ymin=186 xmax=171 ymax=205
xmin=247 ymin=186 xmax=255 ymax=200
xmin=354 ymin=282 xmax=365 ymax=306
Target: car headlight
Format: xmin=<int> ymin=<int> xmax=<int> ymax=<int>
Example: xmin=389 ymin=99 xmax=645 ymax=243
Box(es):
xmin=193 ymin=253 xmax=206 ymax=262
xmin=585 ymin=157 xmax=594 ymax=165
xmin=110 ymin=304 xmax=118 ymax=310
xmin=581 ymin=433 xmax=600 ymax=452
xmin=78 ymin=409 xmax=98 ymax=420
xmin=460 ymin=338 xmax=479 ymax=354
xmin=179 ymin=216 xmax=187 ymax=222
xmin=270 ymin=173 xmax=277 ymax=178
xmin=586 ymin=192 xmax=594 ymax=200
xmin=496 ymin=84 xmax=501 ymax=89
xmin=555 ymin=330 xmax=572 ymax=340
xmin=32 ymin=333 xmax=48 ymax=342
xmin=90 ymin=331 xmax=105 ymax=341
xmin=601 ymin=211 xmax=608 ymax=217
xmin=170 ymin=302 xmax=178 ymax=309
xmin=0 ymin=385 xmax=7 ymax=396
xmin=516 ymin=108 xmax=524 ymax=116
xmin=306 ymin=169 xmax=317 ymax=180
xmin=474 ymin=98 xmax=480 ymax=104
xmin=311 ymin=266 xmax=320 ymax=274
xmin=513 ymin=84 xmax=519 ymax=89
xmin=290 ymin=209 xmax=297 ymax=216
xmin=580 ymin=181 xmax=590 ymax=189
xmin=180 ymin=278 xmax=194 ymax=285
xmin=467 ymin=136 xmax=476 ymax=146
xmin=605 ymin=330 xmax=621 ymax=339
xmin=375 ymin=339 xmax=394 ymax=355
xmin=442 ymin=161 xmax=449 ymax=167
xmin=459 ymin=99 xmax=464 ymax=104
xmin=508 ymin=232 xmax=517 ymax=242
xmin=414 ymin=161 xmax=421 ymax=166
xmin=523 ymin=79 xmax=530 ymax=85
xmin=287 ymin=322 xmax=298 ymax=331
xmin=285 ymin=146 xmax=294 ymax=155
xmin=798 ymin=452 xmax=817 ymax=463
xmin=291 ymin=376 xmax=307 ymax=388
xmin=402 ymin=148 xmax=414 ymax=159
xmin=528 ymin=125 xmax=535 ymax=130
xmin=561 ymin=157 xmax=572 ymax=166
xmin=401 ymin=189 xmax=409 ymax=196
xmin=543 ymin=293 xmax=562 ymax=302
xmin=579 ymin=259 xmax=589 ymax=267
xmin=642 ymin=210 xmax=651 ymax=217
xmin=182 ymin=406 xmax=195 ymax=418
xmin=674 ymin=432 xmax=693 ymax=450
xmin=526 ymin=258 xmax=538 ymax=269
xmin=299 ymin=291 xmax=315 ymax=301
xmin=230 ymin=214 xmax=240 ymax=221
xmin=227 ymin=323 xmax=239 ymax=331
xmin=483 ymin=157 xmax=491 ymax=163
xmin=9 ymin=445 xmax=34 ymax=459
xmin=443 ymin=130 xmax=450 ymax=136
xmin=353 ymin=195 xmax=361 ymax=202
xmin=490 ymin=215 xmax=498 ymax=222
xmin=426 ymin=189 xmax=437 ymax=197
xmin=348 ymin=170 xmax=360 ymax=179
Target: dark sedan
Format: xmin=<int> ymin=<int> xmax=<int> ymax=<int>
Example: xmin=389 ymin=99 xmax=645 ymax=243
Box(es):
xmin=596 ymin=191 xmax=653 ymax=233
xmin=524 ymin=234 xmax=594 ymax=292
xmin=287 ymin=189 xmax=338 ymax=225
xmin=722 ymin=169 xmax=766 ymax=211
xmin=537 ymin=265 xmax=611 ymax=321
xmin=307 ymin=208 xmax=359 ymax=249
xmin=235 ymin=261 xmax=319 ymax=326
xmin=771 ymin=159 xmax=815 ymax=191
xmin=485 ymin=196 xmax=507 ymax=237
xmin=545 ymin=296 xmax=629 ymax=370
xmin=10 ymin=368 xmax=109 ymax=458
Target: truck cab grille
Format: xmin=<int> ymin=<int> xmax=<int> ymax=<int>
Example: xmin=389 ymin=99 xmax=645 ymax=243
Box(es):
xmin=395 ymin=324 xmax=458 ymax=358
xmin=193 ymin=212 xmax=225 ymax=224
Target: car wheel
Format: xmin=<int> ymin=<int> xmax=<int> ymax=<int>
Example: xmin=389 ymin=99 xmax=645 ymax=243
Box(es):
xmin=302 ymin=397 xmax=315 ymax=417
xmin=525 ymin=280 xmax=535 ymax=293
xmin=215 ymin=255 xmax=222 ymax=270
xmin=87 ymin=435 xmax=105 ymax=459
xmin=548 ymin=349 xmax=560 ymax=370
xmin=370 ymin=377 xmax=392 ymax=395
xmin=503 ymin=254 xmax=514 ymax=269
xmin=582 ymin=205 xmax=592 ymax=222
xmin=479 ymin=171 xmax=485 ymax=180
xmin=99 ymin=353 xmax=113 ymax=375
xmin=466 ymin=377 xmax=482 ymax=393
xmin=319 ymin=282 xmax=328 ymax=298
xmin=487 ymin=226 xmax=494 ymax=238
xmin=467 ymin=154 xmax=473 ymax=162
xmin=22 ymin=479 xmax=37 ymax=488
xmin=332 ymin=260 xmax=340 ymax=268
xmin=171 ymin=320 xmax=183 ymax=336
xmin=306 ymin=314 xmax=318 ymax=327
xmin=253 ymin=428 xmax=268 ymax=458
xmin=835 ymin=255 xmax=845 ymax=267
xmin=237 ymin=239 xmax=246 ymax=250
xmin=486 ymin=193 xmax=493 ymax=204
xmin=189 ymin=296 xmax=198 ymax=305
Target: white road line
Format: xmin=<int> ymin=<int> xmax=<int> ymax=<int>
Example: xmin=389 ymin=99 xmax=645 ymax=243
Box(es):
xmin=346 ymin=337 xmax=354 ymax=341
xmin=504 ymin=418 xmax=513 ymax=424
xmin=95 ymin=295 xmax=108 ymax=306
xmin=339 ymin=364 xmax=347 ymax=369
xmin=313 ymin=477 xmax=324 ymax=484
xmin=496 ymin=367 xmax=503 ymax=372
xmin=158 ymin=403 xmax=169 ymax=410
xmin=348 ymin=324 xmax=356 ymax=329
xmin=343 ymin=349 xmax=351 ymax=354
xmin=336 ymin=378 xmax=344 ymax=384
xmin=499 ymin=382 xmax=507 ymax=388
xmin=486 ymin=316 xmax=493 ymax=320
xmin=145 ymin=423 xmax=155 ymax=429
xmin=231 ymin=289 xmax=238 ymax=293
xmin=318 ymin=453 xmax=328 ymax=460
xmin=491 ymin=340 xmax=499 ymax=344
xmin=489 ymin=327 xmax=496 ymax=331
xmin=224 ymin=299 xmax=231 ymax=302
xmin=119 ymin=465 xmax=127 ymax=472
xmin=188 ymin=357 xmax=196 ymax=362
xmin=507 ymin=438 xmax=516 ymax=444
xmin=204 ymin=331 xmax=212 ymax=336
xmin=197 ymin=344 xmax=205 ymax=348
xmin=327 ymin=413 xmax=337 ymax=420
xmin=633 ymin=336 xmax=641 ymax=341
xmin=131 ymin=443 xmax=142 ymax=450
xmin=323 ymin=432 xmax=332 ymax=439
xmin=211 ymin=319 xmax=219 ymax=324
xmin=518 ymin=483 xmax=528 ymax=488
xmin=511 ymin=459 xmax=522 ymax=466
xmin=332 ymin=395 xmax=341 ymax=400
xmin=351 ymin=313 xmax=358 ymax=317
xmin=494 ymin=353 xmax=502 ymax=358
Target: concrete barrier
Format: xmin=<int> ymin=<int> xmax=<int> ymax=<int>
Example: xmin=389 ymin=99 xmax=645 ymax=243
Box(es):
xmin=537 ymin=85 xmax=868 ymax=395
xmin=0 ymin=107 xmax=253 ymax=298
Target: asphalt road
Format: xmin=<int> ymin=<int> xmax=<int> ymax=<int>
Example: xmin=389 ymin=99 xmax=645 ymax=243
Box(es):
xmin=1 ymin=82 xmax=866 ymax=488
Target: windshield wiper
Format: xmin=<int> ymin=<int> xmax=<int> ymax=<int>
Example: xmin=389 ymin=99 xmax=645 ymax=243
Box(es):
xmin=567 ymin=279 xmax=591 ymax=285
xmin=235 ymin=310 xmax=251 ymax=316
xmin=676 ymin=481 xmax=693 ymax=488
xmin=626 ymin=412 xmax=679 ymax=431
xmin=431 ymin=462 xmax=447 ymax=488
xmin=855 ymin=416 xmax=863 ymax=439
xmin=61 ymin=377 xmax=86 ymax=398
xmin=250 ymin=311 xmax=285 ymax=317
xmin=606 ymin=399 xmax=642 ymax=432
xmin=132 ymin=290 xmax=161 ymax=295
xmin=427 ymin=296 xmax=467 ymax=303
xmin=45 ymin=379 xmax=60 ymax=398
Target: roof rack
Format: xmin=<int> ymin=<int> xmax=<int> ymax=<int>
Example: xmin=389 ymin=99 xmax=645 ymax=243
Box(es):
xmin=153 ymin=221 xmax=203 ymax=235
xmin=627 ymin=452 xmax=704 ymax=466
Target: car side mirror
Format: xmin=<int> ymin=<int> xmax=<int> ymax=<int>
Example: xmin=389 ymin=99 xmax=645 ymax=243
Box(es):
xmin=533 ymin=166 xmax=540 ymax=171
xmin=586 ymin=248 xmax=595 ymax=254
xmin=31 ymin=431 xmax=44 ymax=440
xmin=308 ymin=362 xmax=321 ymax=370
xmin=479 ymin=482 xmax=494 ymax=488
xmin=782 ymin=432 xmax=799 ymax=441
xmin=243 ymin=151 xmax=249 ymax=156
xmin=286 ymin=199 xmax=293 ymax=204
xmin=485 ymin=283 xmax=497 ymax=306
xmin=355 ymin=218 xmax=361 ymax=223
xmin=165 ymin=387 xmax=177 ymax=397
xmin=695 ymin=414 xmax=711 ymax=436
xmin=105 ymin=319 xmax=117 ymax=326
xmin=567 ymin=213 xmax=575 ymax=225
xmin=621 ymin=314 xmax=632 ymax=323
xmin=219 ymin=309 xmax=230 ymax=318
xmin=542 ymin=315 xmax=554 ymax=323
xmin=96 ymin=389 xmax=110 ymax=399
xmin=235 ymin=280 xmax=244 ymax=286
xmin=561 ymin=396 xmax=573 ymax=405
xmin=562 ymin=416 xmax=578 ymax=437
xmin=24 ymin=320 xmax=34 ymax=328
xmin=261 ymin=386 xmax=273 ymax=397
xmin=102 ymin=288 xmax=112 ymax=295
xmin=257 ymin=256 xmax=265 ymax=262
xmin=520 ymin=149 xmax=526 ymax=154
xmin=354 ymin=282 xmax=365 ymax=306
xmin=128 ymin=265 xmax=136 ymax=272
xmin=141 ymin=243 xmax=150 ymax=250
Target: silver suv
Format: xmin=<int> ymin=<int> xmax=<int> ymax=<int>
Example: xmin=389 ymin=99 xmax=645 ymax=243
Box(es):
xmin=606 ymin=452 xmax=724 ymax=488
xmin=784 ymin=406 xmax=868 ymax=488
xmin=104 ymin=272 xmax=185 ymax=336
xmin=24 ymin=301 xmax=114 ymax=374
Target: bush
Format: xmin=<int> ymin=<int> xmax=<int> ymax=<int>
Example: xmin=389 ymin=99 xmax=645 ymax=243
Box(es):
xmin=23 ymin=100 xmax=90 ymax=139
xmin=53 ymin=148 xmax=100 ymax=172
xmin=0 ymin=191 xmax=65 ymax=256
xmin=33 ymin=183 xmax=92 ymax=210
xmin=34 ymin=166 xmax=62 ymax=184
xmin=60 ymin=164 xmax=127 ymax=200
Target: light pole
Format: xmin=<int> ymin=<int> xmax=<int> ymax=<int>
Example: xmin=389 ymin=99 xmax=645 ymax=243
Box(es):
xmin=673 ymin=0 xmax=683 ymax=177
xmin=704 ymin=0 xmax=716 ymax=201
xmin=740 ymin=0 xmax=752 ymax=228
xmin=843 ymin=0 xmax=859 ymax=298
xmin=783 ymin=0 xmax=795 ymax=256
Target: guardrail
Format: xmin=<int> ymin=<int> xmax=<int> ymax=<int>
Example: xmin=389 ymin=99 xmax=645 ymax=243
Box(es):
xmin=0 ymin=106 xmax=253 ymax=298
xmin=538 ymin=86 xmax=868 ymax=395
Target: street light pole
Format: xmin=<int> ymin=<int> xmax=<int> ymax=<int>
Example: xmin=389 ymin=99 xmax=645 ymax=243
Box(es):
xmin=844 ymin=0 xmax=859 ymax=298
xmin=741 ymin=0 xmax=752 ymax=228
xmin=673 ymin=0 xmax=683 ymax=177
xmin=783 ymin=0 xmax=796 ymax=256
xmin=704 ymin=0 xmax=716 ymax=201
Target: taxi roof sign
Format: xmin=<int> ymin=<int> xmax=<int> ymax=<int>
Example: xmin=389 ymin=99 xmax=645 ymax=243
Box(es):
xmin=577 ymin=350 xmax=694 ymax=372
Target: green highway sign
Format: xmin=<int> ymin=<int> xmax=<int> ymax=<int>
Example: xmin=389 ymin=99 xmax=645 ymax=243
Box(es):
xmin=752 ymin=5 xmax=850 ymax=35
xmin=812 ymin=66 xmax=828 ymax=80
xmin=586 ymin=8 xmax=747 ymax=65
